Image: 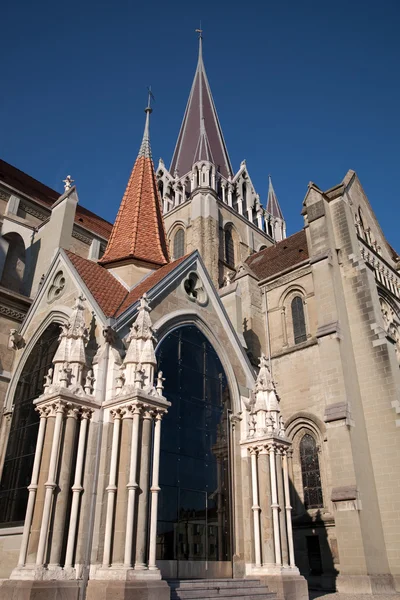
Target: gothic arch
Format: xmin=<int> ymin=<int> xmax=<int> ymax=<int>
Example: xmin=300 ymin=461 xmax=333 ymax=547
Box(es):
xmin=285 ymin=413 xmax=326 ymax=514
xmin=223 ymin=222 xmax=241 ymax=268
xmin=153 ymin=309 xmax=245 ymax=416
xmin=4 ymin=309 xmax=71 ymax=413
xmin=279 ymin=286 xmax=310 ymax=347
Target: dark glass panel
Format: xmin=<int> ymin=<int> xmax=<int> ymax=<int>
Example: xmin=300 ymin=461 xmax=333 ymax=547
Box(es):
xmin=0 ymin=323 xmax=61 ymax=526
xmin=300 ymin=434 xmax=324 ymax=510
xmin=156 ymin=325 xmax=231 ymax=562
xmin=291 ymin=296 xmax=307 ymax=344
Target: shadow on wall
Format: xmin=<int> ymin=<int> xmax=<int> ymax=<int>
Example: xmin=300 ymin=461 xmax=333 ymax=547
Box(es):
xmin=290 ymin=482 xmax=338 ymax=592
xmin=243 ymin=317 xmax=261 ymax=366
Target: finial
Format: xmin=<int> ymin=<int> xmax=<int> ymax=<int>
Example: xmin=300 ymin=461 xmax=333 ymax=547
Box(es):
xmin=195 ymin=21 xmax=203 ymax=39
xmin=146 ymin=86 xmax=155 ymax=113
xmin=63 ymin=175 xmax=74 ymax=192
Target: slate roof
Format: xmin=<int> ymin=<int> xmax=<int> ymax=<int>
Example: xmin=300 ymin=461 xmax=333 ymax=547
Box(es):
xmin=100 ymin=108 xmax=170 ymax=267
xmin=65 ymin=250 xmax=188 ymax=318
xmin=246 ymin=230 xmax=309 ymax=281
xmin=0 ymin=159 xmax=113 ymax=239
xmin=266 ymin=175 xmax=284 ymax=219
xmin=170 ymin=36 xmax=233 ymax=180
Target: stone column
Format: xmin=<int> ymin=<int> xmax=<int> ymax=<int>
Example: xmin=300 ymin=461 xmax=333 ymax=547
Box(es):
xmin=269 ymin=443 xmax=281 ymax=565
xmin=48 ymin=404 xmax=79 ymax=568
xmin=36 ymin=401 xmax=65 ymax=566
xmin=17 ymin=406 xmax=48 ymax=567
xmin=227 ymin=185 xmax=233 ymax=208
xmin=250 ymin=448 xmax=262 ymax=567
xmin=103 ymin=408 xmax=122 ymax=567
xmin=124 ymin=404 xmax=142 ymax=567
xmin=276 ymin=448 xmax=288 ymax=566
xmin=65 ymin=408 xmax=92 ymax=568
xmin=148 ymin=411 xmax=162 ymax=569
xmin=135 ymin=409 xmax=152 ymax=569
xmin=282 ymin=450 xmax=295 ymax=567
xmin=258 ymin=447 xmax=274 ymax=567
xmin=113 ymin=409 xmax=132 ymax=564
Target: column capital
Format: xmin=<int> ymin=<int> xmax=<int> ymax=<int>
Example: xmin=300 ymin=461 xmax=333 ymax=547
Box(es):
xmin=81 ymin=406 xmax=94 ymax=420
xmin=65 ymin=403 xmax=80 ymax=419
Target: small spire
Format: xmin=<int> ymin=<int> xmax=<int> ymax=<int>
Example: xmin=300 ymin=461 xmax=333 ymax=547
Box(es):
xmin=138 ymin=89 xmax=154 ymax=159
xmin=63 ymin=175 xmax=74 ymax=192
xmin=267 ymin=174 xmax=284 ymax=220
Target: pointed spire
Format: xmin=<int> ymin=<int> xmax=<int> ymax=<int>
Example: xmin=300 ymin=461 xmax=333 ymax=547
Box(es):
xmin=100 ymin=101 xmax=169 ymax=267
xmin=170 ymin=33 xmax=233 ymax=179
xmin=266 ymin=175 xmax=284 ymax=220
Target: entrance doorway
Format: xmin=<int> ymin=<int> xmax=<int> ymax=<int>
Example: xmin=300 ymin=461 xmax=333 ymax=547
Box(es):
xmin=155 ymin=326 xmax=232 ymax=578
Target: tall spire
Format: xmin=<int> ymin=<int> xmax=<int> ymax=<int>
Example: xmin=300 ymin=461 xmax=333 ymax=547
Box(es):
xmin=170 ymin=32 xmax=233 ymax=179
xmin=100 ymin=100 xmax=169 ymax=267
xmin=266 ymin=175 xmax=284 ymax=220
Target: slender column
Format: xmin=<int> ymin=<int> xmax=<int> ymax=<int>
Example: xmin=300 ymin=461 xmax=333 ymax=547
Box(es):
xmin=250 ymin=448 xmax=262 ymax=568
xmin=135 ymin=409 xmax=152 ymax=569
xmin=17 ymin=407 xmax=48 ymax=566
xmin=287 ymin=448 xmax=295 ymax=512
xmin=269 ymin=443 xmax=281 ymax=565
xmin=49 ymin=404 xmax=79 ymax=567
xmin=276 ymin=448 xmax=288 ymax=566
xmin=283 ymin=451 xmax=295 ymax=567
xmin=148 ymin=412 xmax=163 ymax=569
xmin=258 ymin=448 xmax=274 ymax=566
xmin=102 ymin=408 xmax=122 ymax=567
xmin=227 ymin=185 xmax=233 ymax=207
xmin=65 ymin=408 xmax=91 ymax=568
xmin=36 ymin=401 xmax=65 ymax=566
xmin=216 ymin=454 xmax=224 ymax=561
xmin=221 ymin=183 xmax=226 ymax=204
xmin=113 ymin=410 xmax=132 ymax=564
xmin=124 ymin=405 xmax=142 ymax=567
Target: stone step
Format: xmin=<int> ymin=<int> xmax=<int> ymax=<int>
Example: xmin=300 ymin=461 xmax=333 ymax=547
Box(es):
xmin=171 ymin=586 xmax=272 ymax=598
xmin=169 ymin=579 xmax=262 ymax=589
xmin=169 ymin=578 xmax=275 ymax=600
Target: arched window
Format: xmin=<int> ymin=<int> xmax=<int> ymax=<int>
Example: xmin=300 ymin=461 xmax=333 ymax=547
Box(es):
xmin=242 ymin=182 xmax=247 ymax=210
xmin=0 ymin=323 xmax=61 ymax=525
xmin=291 ymin=295 xmax=307 ymax=344
xmin=225 ymin=226 xmax=235 ymax=267
xmin=156 ymin=325 xmax=232 ymax=567
xmin=0 ymin=232 xmax=26 ymax=294
xmin=158 ymin=180 xmax=164 ymax=200
xmin=173 ymin=228 xmax=185 ymax=259
xmin=300 ymin=434 xmax=323 ymax=509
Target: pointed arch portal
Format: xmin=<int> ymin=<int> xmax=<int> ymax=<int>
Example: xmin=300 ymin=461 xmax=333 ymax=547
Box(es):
xmin=156 ymin=325 xmax=232 ymax=578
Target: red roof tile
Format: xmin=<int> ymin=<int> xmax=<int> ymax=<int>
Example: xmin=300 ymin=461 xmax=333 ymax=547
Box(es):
xmin=246 ymin=230 xmax=309 ymax=281
xmin=100 ymin=109 xmax=169 ymax=267
xmin=0 ymin=159 xmax=113 ymax=240
xmin=65 ymin=250 xmax=188 ymax=318
xmin=65 ymin=250 xmax=127 ymax=317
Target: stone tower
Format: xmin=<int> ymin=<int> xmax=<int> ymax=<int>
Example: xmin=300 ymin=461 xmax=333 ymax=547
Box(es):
xmin=156 ymin=33 xmax=286 ymax=287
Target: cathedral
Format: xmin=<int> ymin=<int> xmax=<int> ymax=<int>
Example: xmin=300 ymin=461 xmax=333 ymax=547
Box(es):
xmin=0 ymin=36 xmax=399 ymax=600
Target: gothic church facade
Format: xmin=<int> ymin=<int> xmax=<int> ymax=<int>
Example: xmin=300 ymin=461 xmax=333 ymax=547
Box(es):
xmin=0 ymin=37 xmax=399 ymax=600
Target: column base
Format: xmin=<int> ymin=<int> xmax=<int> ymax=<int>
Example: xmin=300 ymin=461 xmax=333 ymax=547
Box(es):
xmin=336 ymin=574 xmax=397 ymax=594
xmin=0 ymin=579 xmax=81 ymax=600
xmin=9 ymin=565 xmax=78 ymax=581
xmin=258 ymin=570 xmax=309 ymax=600
xmin=86 ymin=579 xmax=170 ymax=600
xmin=90 ymin=564 xmax=162 ymax=581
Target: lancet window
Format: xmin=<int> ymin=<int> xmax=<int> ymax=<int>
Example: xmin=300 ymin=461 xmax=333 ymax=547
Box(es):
xmin=225 ymin=226 xmax=235 ymax=267
xmin=300 ymin=434 xmax=323 ymax=510
xmin=173 ymin=228 xmax=185 ymax=259
xmin=0 ymin=323 xmax=61 ymax=525
xmin=291 ymin=296 xmax=307 ymax=344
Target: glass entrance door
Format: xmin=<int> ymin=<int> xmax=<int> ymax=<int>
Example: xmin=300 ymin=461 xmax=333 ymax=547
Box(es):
xmin=155 ymin=326 xmax=232 ymax=579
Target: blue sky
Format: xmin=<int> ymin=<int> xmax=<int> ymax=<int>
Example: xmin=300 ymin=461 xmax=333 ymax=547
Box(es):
xmin=2 ymin=0 xmax=399 ymax=247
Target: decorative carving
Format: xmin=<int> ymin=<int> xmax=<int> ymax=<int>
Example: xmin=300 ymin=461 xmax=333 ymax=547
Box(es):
xmin=84 ymin=369 xmax=95 ymax=395
xmin=47 ymin=271 xmax=66 ymax=303
xmin=19 ymin=202 xmax=47 ymax=221
xmin=0 ymin=305 xmax=25 ymax=322
xmin=0 ymin=189 xmax=10 ymax=201
xmin=8 ymin=328 xmax=25 ymax=350
xmin=379 ymin=296 xmax=400 ymax=364
xmin=183 ymin=271 xmax=208 ymax=305
xmin=243 ymin=353 xmax=286 ymax=439
xmin=72 ymin=230 xmax=92 ymax=245
xmin=63 ymin=175 xmax=74 ymax=192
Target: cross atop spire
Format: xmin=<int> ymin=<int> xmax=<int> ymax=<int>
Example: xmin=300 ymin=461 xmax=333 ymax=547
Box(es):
xmin=170 ymin=34 xmax=233 ymax=179
xmin=267 ymin=174 xmax=284 ymax=220
xmin=100 ymin=101 xmax=169 ymax=268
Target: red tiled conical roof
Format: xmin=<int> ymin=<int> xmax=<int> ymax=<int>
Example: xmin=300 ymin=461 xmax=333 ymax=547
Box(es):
xmin=100 ymin=106 xmax=170 ymax=267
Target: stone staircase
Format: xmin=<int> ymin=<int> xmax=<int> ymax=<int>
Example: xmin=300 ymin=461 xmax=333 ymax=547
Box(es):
xmin=169 ymin=578 xmax=276 ymax=600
